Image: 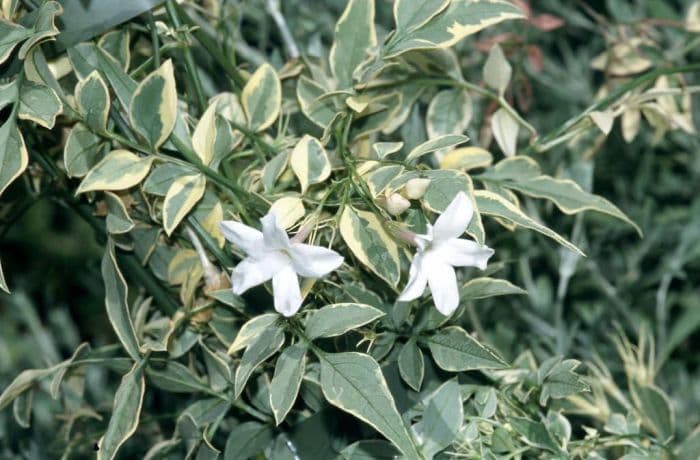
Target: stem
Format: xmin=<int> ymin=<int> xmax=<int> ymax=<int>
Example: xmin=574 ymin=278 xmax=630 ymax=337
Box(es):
xmin=147 ymin=11 xmax=161 ymax=69
xmin=265 ymin=0 xmax=299 ymax=58
xmin=165 ymin=0 xmax=207 ymax=113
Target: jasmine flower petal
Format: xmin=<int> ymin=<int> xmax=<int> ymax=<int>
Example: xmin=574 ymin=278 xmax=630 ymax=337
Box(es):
xmin=261 ymin=213 xmax=291 ymax=250
xmin=437 ymin=239 xmax=494 ymax=269
xmin=231 ymin=255 xmax=282 ymax=294
xmin=289 ymin=244 xmax=344 ymax=278
xmin=273 ymin=265 xmax=302 ymax=316
xmin=220 ymin=220 xmax=264 ymax=255
xmin=432 ymin=192 xmax=474 ymax=243
xmin=398 ymin=252 xmax=429 ymax=301
xmin=428 ymin=262 xmax=459 ymax=316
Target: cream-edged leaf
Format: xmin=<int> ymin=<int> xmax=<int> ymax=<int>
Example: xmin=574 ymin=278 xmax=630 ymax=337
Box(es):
xmin=386 ymin=0 xmax=524 ymax=57
xmin=687 ymin=2 xmax=700 ymax=32
xmin=269 ymin=196 xmax=306 ymax=229
xmin=440 ymin=147 xmax=493 ymax=171
xmin=18 ymin=81 xmax=62 ymax=129
xmin=474 ymin=189 xmax=584 ymax=255
xmin=129 ymin=59 xmax=177 ymax=149
xmin=242 ymin=63 xmax=281 ymax=132
xmin=77 ymin=150 xmax=153 ymax=194
xmin=491 ymin=108 xmax=519 ymax=156
xmin=104 ymin=192 xmax=134 ymax=234
xmin=483 ymin=44 xmax=511 ymax=95
xmin=290 ymin=135 xmax=331 ymax=193
xmin=330 ymin=0 xmax=377 ymax=88
xmin=406 ymin=134 xmax=468 ymax=162
xmin=76 ymin=70 xmax=110 ymax=131
xmin=163 ymin=174 xmax=206 ymax=236
xmin=63 ymin=123 xmax=103 ymax=178
xmin=96 ymin=361 xmax=146 ymax=460
xmin=339 ymin=206 xmax=400 ymax=287
xmin=426 ymin=89 xmax=472 ymax=143
xmin=372 ymin=142 xmax=404 ymax=159
xmin=393 ymin=0 xmax=449 ymax=33
xmin=192 ymin=103 xmax=218 ymax=166
xmin=0 ymin=119 xmax=28 ymax=198
xmin=0 ymin=258 xmax=8 ymax=294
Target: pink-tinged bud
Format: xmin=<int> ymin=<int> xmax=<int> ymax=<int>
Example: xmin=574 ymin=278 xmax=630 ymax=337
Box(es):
xmin=397 ymin=230 xmax=419 ymax=246
xmin=384 ymin=193 xmax=411 ymax=216
xmin=404 ymin=178 xmax=431 ymax=200
xmin=290 ymin=221 xmax=312 ymax=244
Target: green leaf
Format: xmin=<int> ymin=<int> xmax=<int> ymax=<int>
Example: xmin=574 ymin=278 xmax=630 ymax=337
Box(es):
xmin=224 ymin=421 xmax=274 ymax=460
xmin=76 ymin=70 xmax=110 ymax=131
xmin=413 ymin=379 xmax=463 ymax=458
xmin=386 ymin=0 xmax=524 ymax=57
xmin=63 ymin=123 xmax=103 ymax=178
xmin=101 ymin=239 xmax=141 ymax=361
xmin=98 ymin=29 xmax=131 ymax=71
xmin=508 ymin=417 xmax=561 ymax=453
xmin=340 ymin=440 xmax=401 ymax=459
xmin=12 ymin=390 xmax=32 ymax=428
xmin=423 ymin=326 xmax=508 ymax=371
xmin=631 ymin=381 xmax=675 ymax=440
xmin=320 ymin=352 xmax=420 ymax=459
xmin=129 ymin=59 xmax=177 ymax=149
xmin=406 ymin=134 xmax=468 ymax=162
xmin=0 ymin=20 xmax=34 ymax=64
xmin=474 ymin=189 xmax=584 ymax=255
xmin=330 ymin=0 xmax=377 ymax=88
xmin=97 ymin=360 xmax=146 ymax=460
xmin=426 ymin=89 xmax=472 ymax=141
xmin=77 ymin=149 xmax=153 ymax=193
xmin=538 ymin=359 xmax=589 ymax=405
xmin=269 ymin=344 xmax=306 ymax=425
xmin=290 ymin=135 xmax=331 ymax=193
xmin=163 ymin=173 xmax=206 ymax=236
xmin=242 ymin=63 xmax=281 ymax=132
xmin=460 ymin=277 xmax=526 ymax=300
xmin=104 ymin=192 xmax=135 ymax=234
xmin=234 ymin=326 xmax=285 ymax=398
xmin=0 ymin=118 xmax=28 ymax=198
xmin=228 ymin=313 xmax=280 ymax=354
xmin=365 ymin=165 xmax=404 ymax=197
xmin=146 ymin=361 xmax=210 ymax=394
xmin=482 ymin=157 xmax=642 ymax=235
xmin=18 ymin=81 xmax=62 ymax=129
xmin=398 ymin=339 xmax=424 ymax=391
xmin=339 ymin=206 xmax=401 ymax=287
xmin=305 ymin=303 xmax=384 ymax=340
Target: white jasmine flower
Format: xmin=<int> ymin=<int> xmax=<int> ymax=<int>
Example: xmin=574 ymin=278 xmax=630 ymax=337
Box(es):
xmin=398 ymin=192 xmax=494 ymax=316
xmin=220 ymin=214 xmax=343 ymax=317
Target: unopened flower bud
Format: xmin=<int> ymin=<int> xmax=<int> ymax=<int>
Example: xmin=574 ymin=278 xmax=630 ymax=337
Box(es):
xmin=404 ymin=178 xmax=431 ymax=200
xmin=384 ymin=193 xmax=411 ymax=216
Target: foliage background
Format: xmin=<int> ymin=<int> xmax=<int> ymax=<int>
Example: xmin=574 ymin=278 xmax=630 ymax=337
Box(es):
xmin=1 ymin=0 xmax=699 ymax=458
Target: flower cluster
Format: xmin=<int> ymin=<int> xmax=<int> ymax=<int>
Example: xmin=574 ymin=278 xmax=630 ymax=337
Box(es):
xmin=220 ymin=192 xmax=494 ymax=316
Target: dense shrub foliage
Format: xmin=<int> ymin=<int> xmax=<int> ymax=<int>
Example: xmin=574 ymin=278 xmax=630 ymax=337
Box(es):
xmin=1 ymin=0 xmax=699 ymax=458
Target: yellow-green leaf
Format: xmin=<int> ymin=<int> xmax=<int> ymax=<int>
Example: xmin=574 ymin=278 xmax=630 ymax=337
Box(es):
xmin=330 ymin=0 xmax=377 ymax=88
xmin=483 ymin=44 xmax=511 ymax=95
xmin=339 ymin=206 xmax=400 ymax=287
xmin=129 ymin=59 xmax=177 ymax=149
xmin=77 ymin=150 xmax=153 ymax=194
xmin=290 ymin=135 xmax=331 ymax=193
xmin=76 ymin=70 xmax=110 ymax=131
xmin=163 ymin=174 xmax=206 ymax=236
xmin=491 ymin=108 xmax=519 ymax=156
xmin=242 ymin=63 xmax=281 ymax=132
xmin=406 ymin=134 xmax=468 ymax=162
